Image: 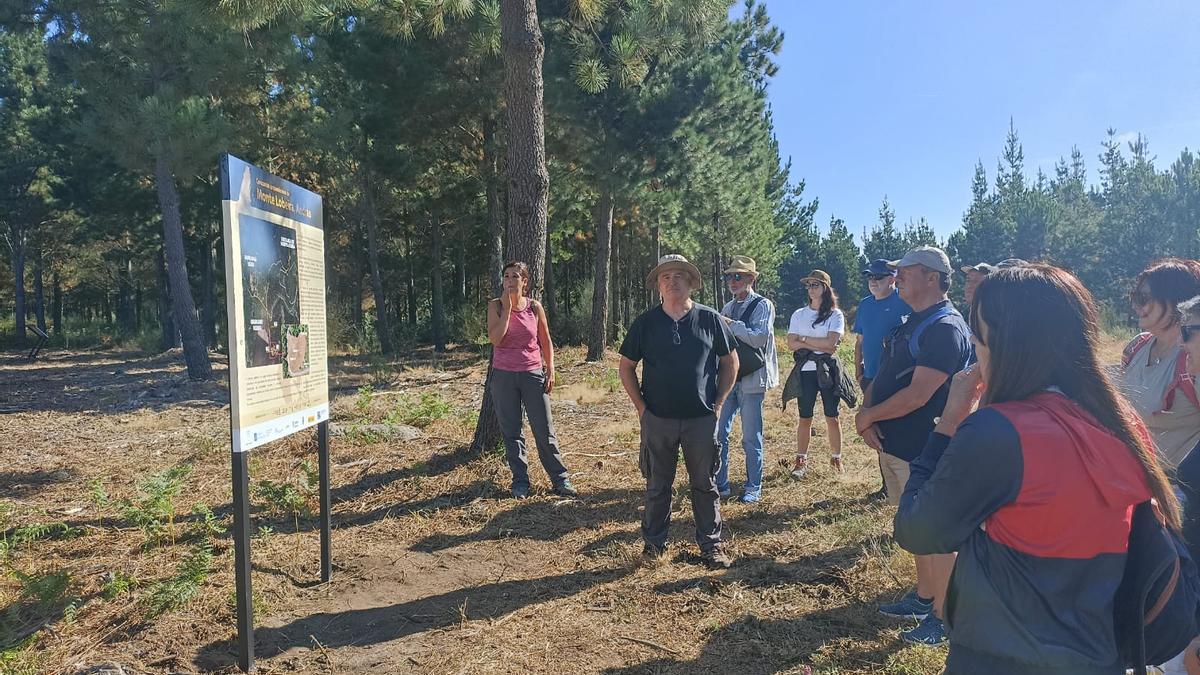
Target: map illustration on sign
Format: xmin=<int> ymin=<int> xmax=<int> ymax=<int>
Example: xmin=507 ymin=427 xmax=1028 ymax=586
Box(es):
xmin=239 ymin=215 xmax=301 ymax=369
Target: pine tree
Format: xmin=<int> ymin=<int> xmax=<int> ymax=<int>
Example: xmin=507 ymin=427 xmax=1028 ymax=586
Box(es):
xmin=821 ymin=216 xmax=863 ymax=311
xmin=861 ymin=195 xmax=905 ymax=262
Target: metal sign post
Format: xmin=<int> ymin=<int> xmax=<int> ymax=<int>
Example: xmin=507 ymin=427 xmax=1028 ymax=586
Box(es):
xmin=231 ymin=448 xmax=255 ymax=672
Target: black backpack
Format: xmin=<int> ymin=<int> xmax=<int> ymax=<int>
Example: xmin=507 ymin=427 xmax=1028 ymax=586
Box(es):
xmin=732 ymin=296 xmax=766 ymax=380
xmin=1114 ymin=500 xmax=1200 ymax=674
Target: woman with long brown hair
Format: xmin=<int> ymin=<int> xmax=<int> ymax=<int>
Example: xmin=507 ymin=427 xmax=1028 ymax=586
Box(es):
xmin=487 ymin=261 xmax=575 ymax=499
xmin=894 ymin=264 xmax=1179 ymax=674
xmin=784 ymin=270 xmax=847 ymax=478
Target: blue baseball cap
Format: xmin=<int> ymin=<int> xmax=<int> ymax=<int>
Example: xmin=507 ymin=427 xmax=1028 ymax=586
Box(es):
xmin=861 ymin=259 xmax=895 ymax=276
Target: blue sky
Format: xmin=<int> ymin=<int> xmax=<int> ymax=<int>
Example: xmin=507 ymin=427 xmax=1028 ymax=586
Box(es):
xmin=752 ymin=1 xmax=1200 ymax=242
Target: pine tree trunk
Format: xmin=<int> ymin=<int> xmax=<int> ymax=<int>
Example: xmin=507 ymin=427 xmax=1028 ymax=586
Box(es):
xmin=474 ymin=0 xmax=549 ymax=454
xmin=610 ymin=222 xmax=621 ymax=342
xmin=153 ymin=154 xmax=209 ymax=378
xmin=52 ymin=272 xmax=62 ymax=337
xmin=200 ymin=226 xmax=216 ymax=348
xmin=543 ymin=225 xmax=556 ymax=326
xmin=157 ymin=246 xmax=177 ymax=352
xmin=351 ymin=269 xmax=364 ymax=337
xmin=499 ymin=0 xmax=548 ymax=294
xmin=116 ymin=255 xmax=135 ymax=329
xmin=431 ymin=217 xmax=446 ymax=353
xmin=405 ymin=217 xmax=417 ymax=326
xmin=650 ymin=225 xmax=661 ymax=306
xmin=33 ymin=251 xmax=46 ymax=334
xmin=361 ymin=170 xmax=393 ymax=354
xmin=484 ymin=116 xmax=505 ymax=298
xmin=457 ymin=224 xmax=467 ymax=307
xmin=10 ymin=224 xmax=26 ymax=348
xmin=588 ymin=188 xmax=613 ymax=361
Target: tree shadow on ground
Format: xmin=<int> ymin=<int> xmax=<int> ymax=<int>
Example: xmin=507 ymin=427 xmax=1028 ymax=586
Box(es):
xmin=651 ymin=544 xmax=866 ymax=596
xmin=0 ymin=350 xmax=229 ymax=414
xmin=0 ymin=469 xmax=78 ymax=499
xmin=193 ymin=565 xmax=634 ymax=670
xmin=409 ymin=487 xmax=645 ymax=553
xmin=601 ymin=591 xmax=910 ymax=675
xmin=413 ymin=485 xmax=841 ymax=556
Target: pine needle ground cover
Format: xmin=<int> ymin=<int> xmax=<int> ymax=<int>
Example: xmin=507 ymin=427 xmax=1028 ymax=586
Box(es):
xmin=0 ymin=336 xmax=1128 ymax=673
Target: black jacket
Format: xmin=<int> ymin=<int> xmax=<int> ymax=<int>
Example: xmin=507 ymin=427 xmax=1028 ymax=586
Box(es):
xmin=781 ymin=349 xmax=858 ymax=411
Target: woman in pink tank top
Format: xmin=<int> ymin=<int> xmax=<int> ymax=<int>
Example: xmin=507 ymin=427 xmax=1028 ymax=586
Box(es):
xmin=486 ymin=262 xmax=575 ymax=499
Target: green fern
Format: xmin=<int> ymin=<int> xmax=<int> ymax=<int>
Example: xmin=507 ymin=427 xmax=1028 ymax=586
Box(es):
xmin=102 ymin=465 xmax=193 ymax=546
xmin=143 ymin=542 xmax=211 ymax=618
xmin=101 ymin=571 xmax=139 ymax=599
xmin=187 ymin=503 xmax=227 ymax=539
xmin=11 ymin=569 xmax=72 ymax=607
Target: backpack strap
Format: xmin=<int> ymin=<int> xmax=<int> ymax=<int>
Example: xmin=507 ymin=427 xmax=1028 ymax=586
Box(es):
xmin=739 ymin=296 xmax=766 ymax=324
xmin=1123 ymin=333 xmax=1154 ymax=368
xmin=907 ymin=305 xmax=964 ymax=360
xmin=1162 ymin=350 xmax=1200 ymax=414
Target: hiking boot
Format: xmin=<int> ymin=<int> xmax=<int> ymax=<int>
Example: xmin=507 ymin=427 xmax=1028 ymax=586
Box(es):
xmin=552 ymin=480 xmax=578 ymax=497
xmin=511 ymin=484 xmax=530 ymax=500
xmin=700 ymin=546 xmax=733 ymax=570
xmin=901 ymin=615 xmax=947 ymax=645
xmin=790 ymin=456 xmax=808 ymax=480
xmin=642 ymin=543 xmax=667 ymax=560
xmin=878 ymin=591 xmax=932 ymax=620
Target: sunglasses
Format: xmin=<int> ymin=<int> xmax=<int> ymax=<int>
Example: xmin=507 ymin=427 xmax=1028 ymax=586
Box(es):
xmin=723 ymin=273 xmax=748 ymax=282
xmin=805 ymin=282 xmax=824 ymax=290
xmin=1182 ymin=324 xmax=1200 ymax=343
xmin=671 ymin=320 xmax=682 ymax=345
xmin=866 ymin=274 xmax=891 ymax=282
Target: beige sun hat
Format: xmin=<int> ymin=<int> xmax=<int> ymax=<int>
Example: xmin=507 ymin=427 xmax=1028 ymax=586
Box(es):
xmin=646 ymin=254 xmax=703 ymax=291
xmin=723 ymin=255 xmax=758 ymax=277
xmin=800 ymin=269 xmax=833 ymax=287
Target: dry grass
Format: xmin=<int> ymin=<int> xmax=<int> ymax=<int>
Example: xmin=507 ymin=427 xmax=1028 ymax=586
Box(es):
xmin=1 ymin=343 xmax=952 ymax=674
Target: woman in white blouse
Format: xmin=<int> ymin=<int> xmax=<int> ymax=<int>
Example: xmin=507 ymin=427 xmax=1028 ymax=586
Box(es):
xmin=786 ymin=270 xmax=846 ymax=478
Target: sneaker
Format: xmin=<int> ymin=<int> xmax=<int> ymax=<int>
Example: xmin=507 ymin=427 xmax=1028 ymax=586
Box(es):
xmin=737 ymin=492 xmax=760 ymax=504
xmin=830 ymin=456 xmax=844 ymax=474
xmin=878 ymin=591 xmax=932 ymax=620
xmin=718 ymin=488 xmax=732 ymax=499
xmin=867 ymin=487 xmax=888 ymax=503
xmin=552 ymin=480 xmax=578 ymax=497
xmin=790 ymin=456 xmax=808 ymax=480
xmin=901 ymin=615 xmax=947 ymax=646
xmin=511 ymin=484 xmax=530 ymax=500
xmin=642 ymin=543 xmax=667 ymax=560
xmin=700 ymin=546 xmax=733 ymax=570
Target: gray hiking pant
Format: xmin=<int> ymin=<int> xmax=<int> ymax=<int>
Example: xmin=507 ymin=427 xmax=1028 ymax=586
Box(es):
xmin=490 ymin=368 xmax=569 ymax=489
xmin=638 ymin=411 xmax=723 ymax=553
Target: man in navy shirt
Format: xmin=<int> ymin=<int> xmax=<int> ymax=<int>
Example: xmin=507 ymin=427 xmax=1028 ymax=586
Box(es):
xmin=854 ymin=246 xmax=972 ymax=646
xmin=619 ymin=254 xmax=738 ymax=569
xmin=853 ymin=259 xmax=912 ymax=501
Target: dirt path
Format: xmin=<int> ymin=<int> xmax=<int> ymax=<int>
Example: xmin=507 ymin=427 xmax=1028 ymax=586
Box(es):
xmin=1 ymin=346 xmax=947 ymax=674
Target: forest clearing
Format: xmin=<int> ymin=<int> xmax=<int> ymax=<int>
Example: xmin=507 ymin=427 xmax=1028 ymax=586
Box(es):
xmin=0 ymin=338 xmax=1016 ymax=675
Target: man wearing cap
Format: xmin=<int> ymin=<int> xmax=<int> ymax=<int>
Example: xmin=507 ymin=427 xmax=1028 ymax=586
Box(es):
xmin=618 ymin=254 xmax=739 ymax=569
xmin=715 ymin=256 xmax=778 ymax=504
xmin=853 ymin=259 xmax=912 ymax=502
xmin=960 ymin=262 xmax=995 ymax=306
xmin=853 ymin=245 xmax=972 ymax=646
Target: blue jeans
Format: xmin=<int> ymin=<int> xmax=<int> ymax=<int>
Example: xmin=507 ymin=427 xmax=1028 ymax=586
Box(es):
xmin=716 ymin=388 xmax=766 ymax=499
